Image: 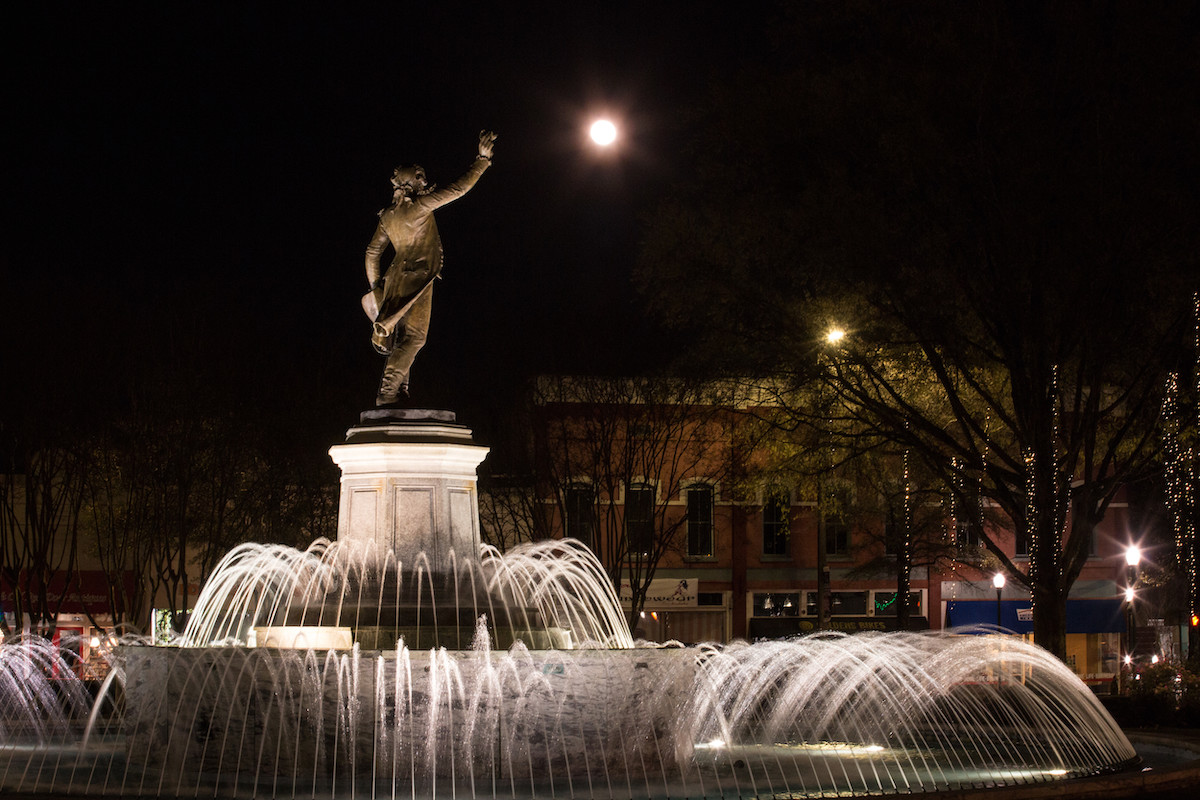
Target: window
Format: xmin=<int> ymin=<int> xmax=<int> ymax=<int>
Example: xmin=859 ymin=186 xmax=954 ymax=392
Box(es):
xmin=625 ymin=483 xmax=655 ymax=554
xmin=1015 ymin=529 xmax=1094 ymax=558
xmin=762 ymin=488 xmax=789 ymax=556
xmin=825 ymin=517 xmax=850 ymax=556
xmin=823 ymin=486 xmax=851 ymax=557
xmin=883 ymin=506 xmax=901 ymax=556
xmin=805 ymin=591 xmax=819 ymax=616
xmin=872 ymin=591 xmax=923 ymax=617
xmin=956 ymin=519 xmax=983 ymax=549
xmin=753 ymin=592 xmax=800 ymax=617
xmin=829 ymin=591 xmax=868 ymax=616
xmin=564 ymin=484 xmax=595 ymax=548
xmin=686 ymin=485 xmax=715 ymax=557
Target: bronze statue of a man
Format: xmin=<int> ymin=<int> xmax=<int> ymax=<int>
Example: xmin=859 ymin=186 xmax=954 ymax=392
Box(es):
xmin=363 ymin=130 xmax=497 ymax=406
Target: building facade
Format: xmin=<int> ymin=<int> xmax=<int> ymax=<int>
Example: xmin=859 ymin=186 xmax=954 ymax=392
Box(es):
xmin=523 ymin=376 xmax=1150 ymax=686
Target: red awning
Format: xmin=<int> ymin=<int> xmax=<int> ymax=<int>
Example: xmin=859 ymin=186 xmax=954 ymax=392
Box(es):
xmin=1 ymin=570 xmax=136 ymax=617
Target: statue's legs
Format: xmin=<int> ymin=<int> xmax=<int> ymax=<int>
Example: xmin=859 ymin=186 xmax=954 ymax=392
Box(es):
xmin=376 ymin=285 xmax=433 ymax=405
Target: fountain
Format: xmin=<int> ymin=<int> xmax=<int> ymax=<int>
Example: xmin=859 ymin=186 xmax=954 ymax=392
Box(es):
xmin=0 ymin=137 xmax=1147 ymax=794
xmin=0 ymin=610 xmax=1141 ymax=798
xmin=0 ymin=411 xmax=1143 ymax=798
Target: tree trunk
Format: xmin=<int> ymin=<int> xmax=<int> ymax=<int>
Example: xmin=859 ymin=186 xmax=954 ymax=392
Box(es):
xmin=895 ymin=542 xmax=911 ymax=631
xmin=731 ymin=505 xmax=749 ymax=640
xmin=1032 ymin=584 xmax=1068 ymax=661
xmin=817 ymin=511 xmax=831 ymax=631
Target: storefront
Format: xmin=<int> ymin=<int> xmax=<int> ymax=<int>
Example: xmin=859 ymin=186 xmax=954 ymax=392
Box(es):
xmin=0 ymin=570 xmax=133 ymax=678
xmin=944 ymin=597 xmax=1125 ymax=685
xmin=620 ymin=576 xmax=729 ymax=644
xmin=747 ymin=589 xmax=930 ymax=639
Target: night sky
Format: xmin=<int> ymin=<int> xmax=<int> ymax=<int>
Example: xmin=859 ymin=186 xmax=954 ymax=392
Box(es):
xmin=6 ymin=5 xmax=760 ymax=446
xmin=7 ymin=4 xmax=1197 ymax=458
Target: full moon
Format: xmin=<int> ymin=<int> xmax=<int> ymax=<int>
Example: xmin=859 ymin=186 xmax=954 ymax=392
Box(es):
xmin=589 ymin=119 xmax=617 ymax=146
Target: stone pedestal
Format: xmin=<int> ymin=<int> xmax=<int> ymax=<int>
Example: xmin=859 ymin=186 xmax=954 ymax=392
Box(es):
xmin=328 ymin=409 xmax=489 ymax=571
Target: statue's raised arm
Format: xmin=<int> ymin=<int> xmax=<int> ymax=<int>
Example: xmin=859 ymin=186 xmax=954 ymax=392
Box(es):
xmin=363 ymin=131 xmax=496 ymax=407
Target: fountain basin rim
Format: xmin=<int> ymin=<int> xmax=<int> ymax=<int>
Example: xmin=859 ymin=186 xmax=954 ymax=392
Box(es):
xmin=918 ymin=740 xmax=1194 ymax=800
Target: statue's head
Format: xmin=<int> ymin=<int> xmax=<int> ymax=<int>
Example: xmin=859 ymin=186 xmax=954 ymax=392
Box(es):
xmin=390 ymin=165 xmax=429 ymax=195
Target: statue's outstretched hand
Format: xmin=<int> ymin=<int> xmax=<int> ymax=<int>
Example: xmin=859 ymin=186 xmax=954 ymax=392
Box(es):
xmin=478 ymin=130 xmax=497 ymax=160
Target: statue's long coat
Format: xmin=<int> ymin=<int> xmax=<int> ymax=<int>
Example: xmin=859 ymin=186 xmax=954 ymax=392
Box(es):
xmin=365 ymin=156 xmax=490 ymax=333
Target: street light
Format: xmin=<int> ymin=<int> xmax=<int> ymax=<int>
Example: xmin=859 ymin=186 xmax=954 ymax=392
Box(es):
xmin=992 ymin=572 xmax=1007 ymax=687
xmin=815 ymin=326 xmax=846 ymax=632
xmin=993 ymin=572 xmax=1006 ymax=630
xmin=1123 ymin=545 xmax=1142 ymax=683
xmin=1113 ymin=544 xmax=1142 ymax=695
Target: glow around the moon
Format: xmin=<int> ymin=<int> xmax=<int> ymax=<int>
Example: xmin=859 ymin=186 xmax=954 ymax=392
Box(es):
xmin=589 ymin=119 xmax=617 ymax=146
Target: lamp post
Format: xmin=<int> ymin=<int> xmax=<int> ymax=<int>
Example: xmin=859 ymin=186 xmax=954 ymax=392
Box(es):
xmin=993 ymin=572 xmax=1006 ymax=687
xmin=1124 ymin=546 xmax=1141 ymax=668
xmin=815 ymin=326 xmax=846 ymax=632
xmin=993 ymin=572 xmax=1006 ymax=629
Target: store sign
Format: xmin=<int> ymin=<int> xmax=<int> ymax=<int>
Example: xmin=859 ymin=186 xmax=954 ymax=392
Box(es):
xmin=749 ymin=616 xmax=930 ymax=639
xmin=619 ymin=577 xmax=696 ymax=607
xmin=1016 ymin=608 xmax=1034 ymax=622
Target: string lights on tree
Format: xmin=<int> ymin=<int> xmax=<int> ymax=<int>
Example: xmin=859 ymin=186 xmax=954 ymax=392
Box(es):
xmin=1163 ymin=291 xmax=1199 ymax=656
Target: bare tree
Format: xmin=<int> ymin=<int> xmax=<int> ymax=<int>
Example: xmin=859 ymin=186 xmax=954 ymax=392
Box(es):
xmin=477 ymin=473 xmax=547 ymax=552
xmin=636 ymin=4 xmax=1198 ymax=658
xmin=78 ymin=424 xmax=157 ymax=634
xmin=77 ymin=390 xmax=338 ymax=636
xmin=533 ymin=375 xmax=733 ymax=631
xmin=0 ymin=436 xmax=85 ymax=639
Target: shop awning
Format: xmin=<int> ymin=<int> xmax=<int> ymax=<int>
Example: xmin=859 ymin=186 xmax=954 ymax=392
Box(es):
xmin=1 ymin=570 xmax=135 ymax=617
xmin=945 ymin=598 xmax=1125 ymax=634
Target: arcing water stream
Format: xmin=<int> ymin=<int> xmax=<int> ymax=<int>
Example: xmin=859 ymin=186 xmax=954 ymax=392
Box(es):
xmin=1 ymin=538 xmax=1138 ymax=798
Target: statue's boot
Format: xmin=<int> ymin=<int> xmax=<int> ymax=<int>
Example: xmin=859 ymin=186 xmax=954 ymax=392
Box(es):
xmin=375 ymin=385 xmax=411 ymax=408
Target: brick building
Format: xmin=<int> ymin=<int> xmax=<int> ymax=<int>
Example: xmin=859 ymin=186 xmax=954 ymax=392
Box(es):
xmin=518 ymin=376 xmax=1145 ymax=685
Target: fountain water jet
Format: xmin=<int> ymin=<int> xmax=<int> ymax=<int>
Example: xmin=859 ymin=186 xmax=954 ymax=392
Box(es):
xmin=0 ymin=413 xmax=1140 ymax=797
xmin=0 ymin=552 xmax=1140 ymax=798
